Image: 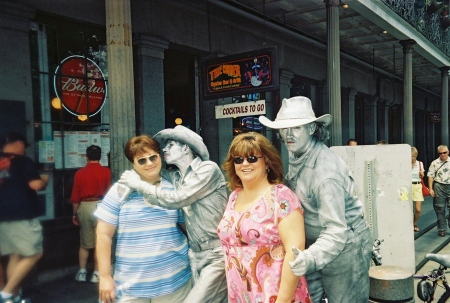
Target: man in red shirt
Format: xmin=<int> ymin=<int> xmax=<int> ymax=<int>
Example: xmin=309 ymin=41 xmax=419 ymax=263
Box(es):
xmin=71 ymin=145 xmax=111 ymax=283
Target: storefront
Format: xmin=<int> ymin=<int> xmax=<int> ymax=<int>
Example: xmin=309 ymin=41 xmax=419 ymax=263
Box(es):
xmin=0 ymin=0 xmax=444 ymax=278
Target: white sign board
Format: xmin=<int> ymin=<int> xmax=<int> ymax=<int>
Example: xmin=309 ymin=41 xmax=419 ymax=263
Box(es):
xmin=331 ymin=144 xmax=415 ymax=273
xmin=215 ymin=100 xmax=266 ymax=119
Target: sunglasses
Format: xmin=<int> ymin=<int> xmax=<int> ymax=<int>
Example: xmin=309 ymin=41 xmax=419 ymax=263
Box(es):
xmin=234 ymin=155 xmax=262 ymax=164
xmin=136 ymin=154 xmax=159 ymax=165
xmin=439 ymin=151 xmax=448 ymax=155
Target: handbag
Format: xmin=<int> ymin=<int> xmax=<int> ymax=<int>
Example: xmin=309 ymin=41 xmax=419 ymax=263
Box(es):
xmin=419 ymin=161 xmax=429 ymax=197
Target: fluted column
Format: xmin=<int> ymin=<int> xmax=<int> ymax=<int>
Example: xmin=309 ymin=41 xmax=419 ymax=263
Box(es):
xmin=106 ymin=0 xmax=136 ymax=181
xmin=441 ymin=67 xmax=450 ymax=145
xmin=326 ymin=0 xmax=342 ymax=146
xmin=400 ymin=39 xmax=416 ymax=146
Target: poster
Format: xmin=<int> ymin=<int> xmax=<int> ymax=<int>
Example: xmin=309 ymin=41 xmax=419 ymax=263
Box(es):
xmin=53 ymin=131 xmax=110 ymax=169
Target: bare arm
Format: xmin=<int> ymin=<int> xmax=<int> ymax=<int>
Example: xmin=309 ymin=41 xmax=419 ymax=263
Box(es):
xmin=276 ymin=209 xmax=305 ymax=303
xmin=96 ymin=220 xmax=117 ymax=303
xmin=72 ymin=203 xmax=80 ymax=226
xmin=429 ymin=176 xmax=435 ymax=197
xmin=28 ymin=174 xmax=49 ymax=191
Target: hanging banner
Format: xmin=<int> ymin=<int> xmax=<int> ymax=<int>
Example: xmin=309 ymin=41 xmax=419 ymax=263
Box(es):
xmin=215 ymin=100 xmax=266 ymax=119
xmin=53 ymin=55 xmax=107 ymax=117
xmin=203 ymin=47 xmax=278 ymax=99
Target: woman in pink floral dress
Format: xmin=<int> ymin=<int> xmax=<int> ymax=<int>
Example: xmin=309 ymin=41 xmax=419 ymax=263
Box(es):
xmin=219 ymin=132 xmax=310 ymax=303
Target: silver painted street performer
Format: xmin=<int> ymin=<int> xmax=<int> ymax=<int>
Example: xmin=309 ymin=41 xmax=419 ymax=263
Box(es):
xmin=259 ymin=96 xmax=372 ymax=303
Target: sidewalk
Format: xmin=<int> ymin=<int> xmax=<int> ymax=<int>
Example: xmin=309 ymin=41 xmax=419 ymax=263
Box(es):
xmin=22 ymin=272 xmax=98 ymax=303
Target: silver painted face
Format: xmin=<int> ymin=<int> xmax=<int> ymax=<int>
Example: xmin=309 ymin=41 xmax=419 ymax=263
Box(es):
xmin=279 ymin=124 xmax=314 ymax=157
xmin=162 ymin=140 xmax=184 ymax=165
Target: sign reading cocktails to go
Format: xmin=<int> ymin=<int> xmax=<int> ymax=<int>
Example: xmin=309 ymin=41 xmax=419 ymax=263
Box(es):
xmin=54 ymin=55 xmax=107 ymax=117
xmin=215 ymin=100 xmax=266 ymax=119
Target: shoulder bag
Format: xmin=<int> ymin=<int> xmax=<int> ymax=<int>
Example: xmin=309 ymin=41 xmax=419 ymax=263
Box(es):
xmin=419 ymin=161 xmax=429 ymax=197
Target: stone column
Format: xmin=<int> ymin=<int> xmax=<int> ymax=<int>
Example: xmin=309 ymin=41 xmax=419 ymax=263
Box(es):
xmin=133 ymin=35 xmax=169 ymax=136
xmin=326 ymin=0 xmax=342 ymax=146
xmin=279 ymin=69 xmax=294 ymax=101
xmin=440 ymin=67 xmax=450 ymax=145
xmin=400 ymin=39 xmax=416 ymax=146
xmin=105 ymin=0 xmax=136 ymax=181
xmin=348 ymin=88 xmax=357 ymax=140
xmin=279 ymin=69 xmax=294 ymax=175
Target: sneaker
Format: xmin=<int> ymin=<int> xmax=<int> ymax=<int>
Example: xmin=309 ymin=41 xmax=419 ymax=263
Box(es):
xmin=75 ymin=270 xmax=87 ymax=282
xmin=90 ymin=272 xmax=100 ymax=283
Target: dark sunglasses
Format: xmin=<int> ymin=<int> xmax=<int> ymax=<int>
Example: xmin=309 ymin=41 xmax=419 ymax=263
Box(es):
xmin=439 ymin=151 xmax=448 ymax=155
xmin=234 ymin=155 xmax=262 ymax=164
xmin=136 ymin=154 xmax=159 ymax=165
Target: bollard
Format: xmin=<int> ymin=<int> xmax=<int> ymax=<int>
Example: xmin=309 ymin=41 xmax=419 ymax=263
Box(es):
xmin=368 ymin=265 xmax=414 ymax=303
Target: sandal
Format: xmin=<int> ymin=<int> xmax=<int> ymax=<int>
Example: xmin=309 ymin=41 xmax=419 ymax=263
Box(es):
xmin=414 ymin=225 xmax=419 ymax=232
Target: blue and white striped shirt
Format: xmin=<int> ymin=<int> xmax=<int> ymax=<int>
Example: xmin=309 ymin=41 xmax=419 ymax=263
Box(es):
xmin=95 ymin=179 xmax=191 ymax=298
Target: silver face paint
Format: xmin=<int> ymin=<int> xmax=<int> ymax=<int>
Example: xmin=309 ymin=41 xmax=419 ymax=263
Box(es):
xmin=162 ymin=140 xmax=184 ymax=165
xmin=279 ymin=124 xmax=314 ymax=157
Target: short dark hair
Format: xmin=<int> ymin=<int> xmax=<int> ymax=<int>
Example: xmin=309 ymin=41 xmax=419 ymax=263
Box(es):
xmin=124 ymin=135 xmax=160 ymax=163
xmin=86 ymin=145 xmax=102 ymax=161
xmin=0 ymin=131 xmax=29 ymax=149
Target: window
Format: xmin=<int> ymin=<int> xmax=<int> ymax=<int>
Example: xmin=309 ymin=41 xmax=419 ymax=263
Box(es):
xmin=30 ymin=17 xmax=108 ymax=219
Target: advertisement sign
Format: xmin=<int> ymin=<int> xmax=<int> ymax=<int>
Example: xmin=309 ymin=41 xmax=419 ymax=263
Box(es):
xmin=203 ymin=47 xmax=278 ymax=99
xmin=430 ymin=111 xmax=441 ymax=123
xmin=215 ymin=100 xmax=266 ymax=119
xmin=54 ymin=55 xmax=107 ymax=117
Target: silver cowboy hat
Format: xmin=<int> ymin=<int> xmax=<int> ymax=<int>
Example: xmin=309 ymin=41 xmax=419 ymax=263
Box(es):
xmin=259 ymin=96 xmax=332 ymax=129
xmin=153 ymin=125 xmax=210 ymax=161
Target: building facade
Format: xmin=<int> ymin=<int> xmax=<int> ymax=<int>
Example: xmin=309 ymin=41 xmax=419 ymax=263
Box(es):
xmin=0 ymin=0 xmax=448 ymax=278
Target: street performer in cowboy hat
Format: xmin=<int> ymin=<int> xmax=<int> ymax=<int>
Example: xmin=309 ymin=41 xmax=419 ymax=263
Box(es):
xmin=259 ymin=96 xmax=372 ymax=303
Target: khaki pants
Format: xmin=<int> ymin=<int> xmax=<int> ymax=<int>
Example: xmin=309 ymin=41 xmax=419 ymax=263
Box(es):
xmin=77 ymin=201 xmax=99 ymax=249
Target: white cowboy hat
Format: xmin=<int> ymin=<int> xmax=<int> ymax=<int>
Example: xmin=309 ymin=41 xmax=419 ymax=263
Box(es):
xmin=259 ymin=96 xmax=332 ymax=129
xmin=153 ymin=125 xmax=210 ymax=161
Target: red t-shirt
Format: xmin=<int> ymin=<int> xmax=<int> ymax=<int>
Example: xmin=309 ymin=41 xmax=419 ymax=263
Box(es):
xmin=70 ymin=162 xmax=111 ymax=204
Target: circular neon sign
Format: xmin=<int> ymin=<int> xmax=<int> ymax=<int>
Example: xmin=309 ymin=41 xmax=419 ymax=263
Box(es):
xmin=54 ymin=55 xmax=107 ymax=117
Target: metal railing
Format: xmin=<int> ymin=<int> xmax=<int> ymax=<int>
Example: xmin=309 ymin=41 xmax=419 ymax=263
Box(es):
xmin=381 ymin=0 xmax=450 ymax=56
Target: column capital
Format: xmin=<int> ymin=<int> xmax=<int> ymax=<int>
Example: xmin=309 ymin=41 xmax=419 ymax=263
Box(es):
xmin=399 ymin=39 xmax=416 ymax=53
xmin=133 ymin=34 xmax=169 ymax=59
xmin=325 ymin=0 xmax=340 ymax=7
xmin=440 ymin=66 xmax=450 ymax=76
xmin=279 ymin=69 xmax=294 ymax=85
xmin=349 ymin=88 xmax=358 ymax=98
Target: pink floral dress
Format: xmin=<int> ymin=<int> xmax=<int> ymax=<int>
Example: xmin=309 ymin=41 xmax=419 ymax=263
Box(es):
xmin=217 ymin=184 xmax=310 ymax=303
